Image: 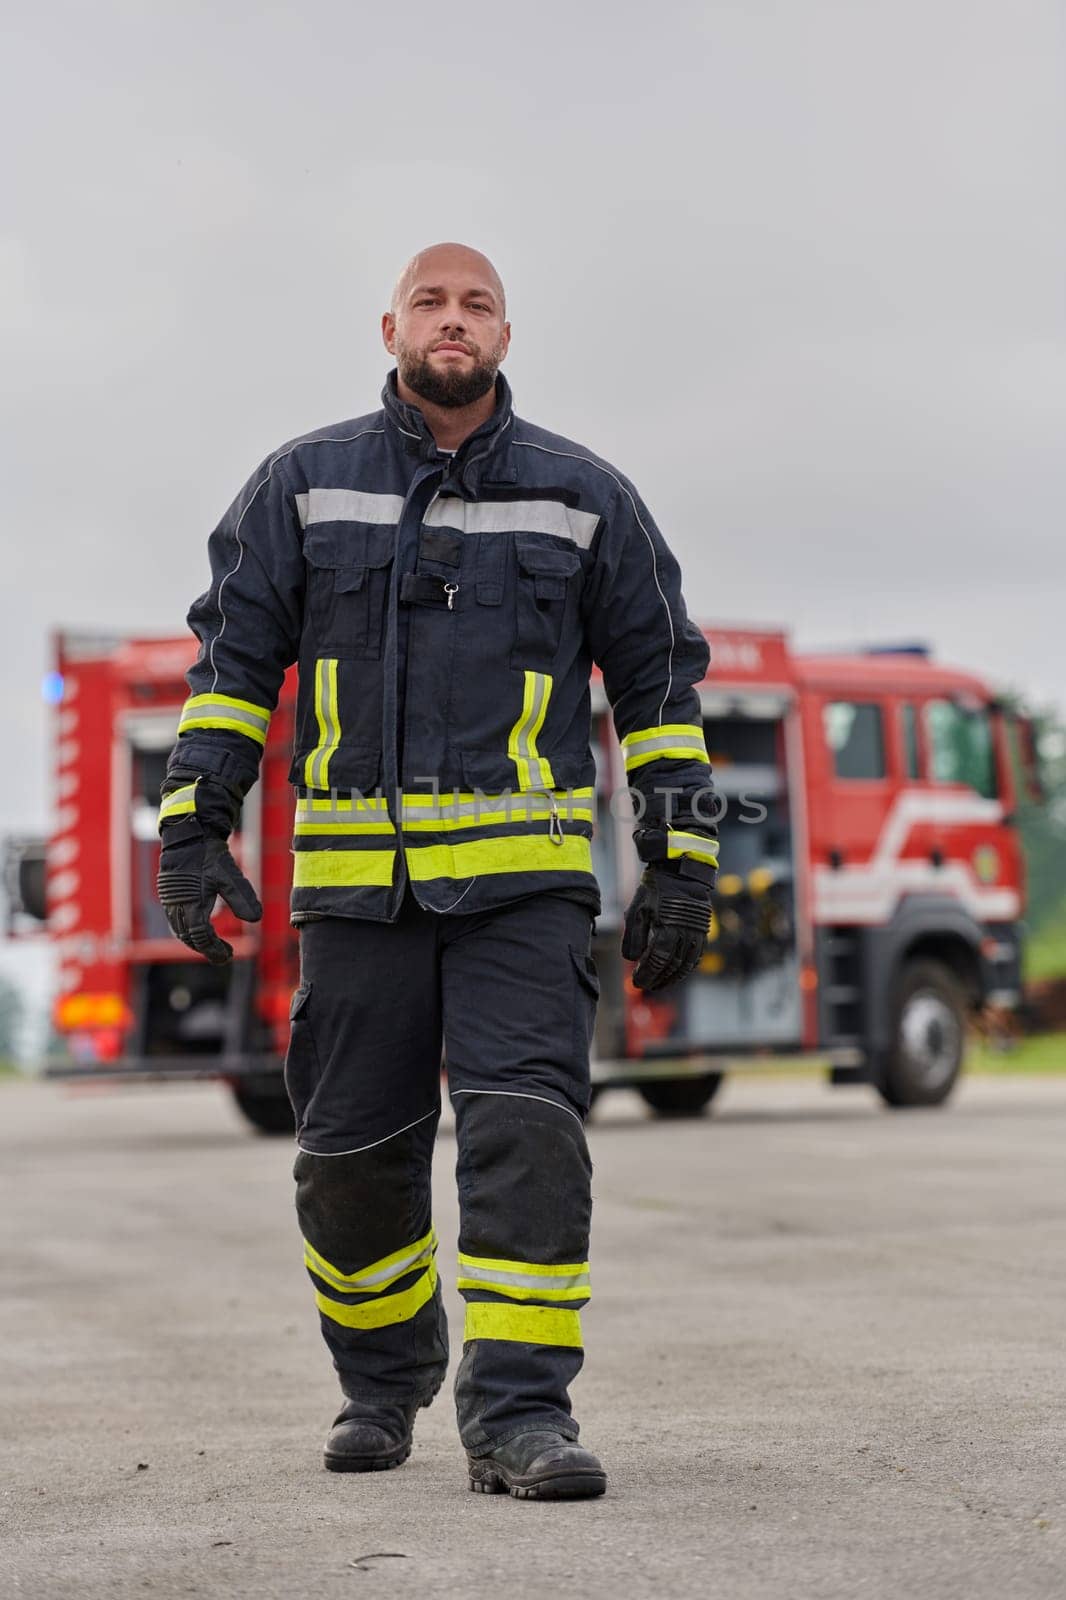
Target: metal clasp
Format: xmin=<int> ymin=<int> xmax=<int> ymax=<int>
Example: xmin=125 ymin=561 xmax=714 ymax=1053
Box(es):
xmin=545 ymin=792 xmax=564 ymax=846
xmin=444 ymin=582 xmax=459 ymax=611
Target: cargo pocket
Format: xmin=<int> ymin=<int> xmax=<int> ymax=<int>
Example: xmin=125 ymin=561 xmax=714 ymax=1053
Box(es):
xmin=304 ymin=524 xmax=394 ymax=659
xmin=288 ymin=647 xmax=384 ymax=792
xmin=510 ymin=532 xmax=582 ymax=668
xmin=284 ymin=982 xmax=322 ymax=1131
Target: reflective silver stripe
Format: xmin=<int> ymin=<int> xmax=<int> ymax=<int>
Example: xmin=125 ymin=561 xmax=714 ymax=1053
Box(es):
xmin=424 ymin=498 xmax=600 ymax=549
xmin=624 ymin=732 xmax=707 ymax=759
xmin=157 ymin=783 xmax=198 ymax=828
xmin=295 ymin=488 xmax=405 ymax=527
xmin=508 ymin=672 xmax=555 ymax=790
xmin=666 ymin=831 xmax=719 ymax=863
xmin=296 ymin=796 xmax=390 ymax=824
xmin=457 ymin=1262 xmax=590 ymax=1293
xmin=401 ymin=790 xmax=592 ymax=823
xmin=305 ymin=659 xmax=341 ymax=789
xmin=306 ymin=1236 xmax=436 ymax=1294
xmin=296 ymin=790 xmax=595 ymax=837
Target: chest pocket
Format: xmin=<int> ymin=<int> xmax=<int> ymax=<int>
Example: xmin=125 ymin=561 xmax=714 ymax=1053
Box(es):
xmin=510 ymin=531 xmax=582 ymax=669
xmin=304 ymin=524 xmax=394 ymax=660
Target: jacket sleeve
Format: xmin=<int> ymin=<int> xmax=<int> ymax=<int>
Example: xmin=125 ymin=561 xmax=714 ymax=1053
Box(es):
xmin=159 ymin=448 xmax=306 ymax=830
xmin=581 ymin=474 xmax=719 ymax=879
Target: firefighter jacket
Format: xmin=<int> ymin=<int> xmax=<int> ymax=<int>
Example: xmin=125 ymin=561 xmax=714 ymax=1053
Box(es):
xmin=160 ymin=372 xmax=719 ymax=923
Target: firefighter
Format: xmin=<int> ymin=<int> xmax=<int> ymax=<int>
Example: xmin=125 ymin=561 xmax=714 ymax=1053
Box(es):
xmin=156 ymin=242 xmax=719 ymax=1501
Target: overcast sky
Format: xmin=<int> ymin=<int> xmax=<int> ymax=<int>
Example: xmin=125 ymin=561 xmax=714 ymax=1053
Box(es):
xmin=3 ymin=0 xmax=1064 ymax=846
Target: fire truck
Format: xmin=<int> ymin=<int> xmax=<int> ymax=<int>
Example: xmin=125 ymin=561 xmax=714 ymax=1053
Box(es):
xmin=30 ymin=625 xmax=1040 ymax=1133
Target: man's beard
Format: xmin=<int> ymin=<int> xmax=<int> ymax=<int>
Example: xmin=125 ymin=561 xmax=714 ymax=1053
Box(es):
xmin=397 ymin=341 xmax=503 ymax=409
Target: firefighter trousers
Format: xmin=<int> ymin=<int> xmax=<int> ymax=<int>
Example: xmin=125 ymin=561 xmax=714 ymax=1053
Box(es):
xmin=284 ymin=882 xmax=600 ymax=1451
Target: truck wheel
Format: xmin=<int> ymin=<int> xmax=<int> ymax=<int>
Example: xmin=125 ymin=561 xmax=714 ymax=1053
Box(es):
xmin=230 ymin=1080 xmax=296 ymax=1136
xmin=878 ymin=959 xmax=967 ymax=1109
xmin=638 ymin=1074 xmax=722 ymax=1118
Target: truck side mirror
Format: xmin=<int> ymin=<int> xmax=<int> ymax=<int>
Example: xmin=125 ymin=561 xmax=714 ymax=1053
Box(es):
xmin=3 ymin=836 xmax=48 ymax=929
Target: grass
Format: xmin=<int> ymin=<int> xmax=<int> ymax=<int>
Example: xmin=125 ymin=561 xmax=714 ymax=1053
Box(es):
xmin=967 ymin=1030 xmax=1066 ymax=1076
xmin=1025 ymin=918 xmax=1066 ymax=984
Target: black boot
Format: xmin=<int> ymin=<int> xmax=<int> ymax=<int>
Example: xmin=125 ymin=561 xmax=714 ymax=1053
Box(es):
xmin=323 ymin=1399 xmax=418 ymax=1473
xmin=467 ymin=1430 xmax=606 ymax=1500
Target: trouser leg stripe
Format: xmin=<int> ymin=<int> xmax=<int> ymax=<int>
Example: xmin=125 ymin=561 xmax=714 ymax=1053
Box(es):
xmin=463 ymin=1301 xmax=582 ymax=1348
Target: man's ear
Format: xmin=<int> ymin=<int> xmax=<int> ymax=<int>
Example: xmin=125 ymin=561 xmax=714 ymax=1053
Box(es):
xmin=381 ymin=312 xmax=396 ymax=354
xmin=499 ymin=322 xmax=512 ymax=361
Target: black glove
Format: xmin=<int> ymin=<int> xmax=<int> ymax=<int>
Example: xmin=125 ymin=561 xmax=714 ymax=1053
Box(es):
xmin=156 ymin=816 xmax=262 ymax=965
xmin=621 ymin=866 xmax=714 ymax=992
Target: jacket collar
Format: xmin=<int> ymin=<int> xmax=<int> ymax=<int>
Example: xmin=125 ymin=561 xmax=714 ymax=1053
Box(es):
xmin=381 ymin=369 xmax=516 ymax=492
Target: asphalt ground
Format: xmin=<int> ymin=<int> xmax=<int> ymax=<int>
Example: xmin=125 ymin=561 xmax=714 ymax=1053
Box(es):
xmin=2 ymin=1071 xmax=1064 ymax=1600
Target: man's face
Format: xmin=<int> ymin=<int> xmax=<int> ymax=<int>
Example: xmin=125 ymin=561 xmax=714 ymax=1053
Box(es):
xmin=383 ymin=249 xmax=510 ymax=409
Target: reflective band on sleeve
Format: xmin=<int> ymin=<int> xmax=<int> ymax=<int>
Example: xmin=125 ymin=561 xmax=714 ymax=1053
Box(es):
xmin=457 ymin=1251 xmax=590 ymax=1303
xmin=178 ymin=693 xmax=271 ymax=746
xmin=304 ymin=658 xmax=341 ymax=789
xmin=314 ymin=1262 xmax=438 ymax=1330
xmin=508 ymin=671 xmax=555 ymax=791
xmin=464 ymin=1301 xmax=583 ymax=1348
xmin=304 ymin=1229 xmax=436 ymax=1296
xmin=157 ymin=781 xmax=198 ymax=830
xmin=406 ymin=833 xmax=591 ymax=883
xmin=666 ymin=830 xmax=720 ymax=868
xmin=292 ymin=848 xmax=397 ymax=888
xmin=620 ymin=723 xmax=710 ymax=773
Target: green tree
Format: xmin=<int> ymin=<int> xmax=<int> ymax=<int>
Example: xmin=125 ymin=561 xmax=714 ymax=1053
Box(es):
xmin=1004 ymin=696 xmax=1066 ymax=976
xmin=0 ymin=974 xmax=25 ymax=1066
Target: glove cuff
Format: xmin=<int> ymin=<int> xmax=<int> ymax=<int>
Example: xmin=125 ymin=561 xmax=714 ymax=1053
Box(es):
xmin=636 ymin=827 xmax=719 ymax=888
xmin=159 ymin=772 xmax=241 ymax=841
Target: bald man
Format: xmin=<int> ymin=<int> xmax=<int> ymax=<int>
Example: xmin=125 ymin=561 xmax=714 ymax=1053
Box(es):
xmin=157 ymin=243 xmax=719 ymax=1501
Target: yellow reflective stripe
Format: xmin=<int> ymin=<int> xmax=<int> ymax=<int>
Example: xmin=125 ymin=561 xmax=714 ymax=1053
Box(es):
xmin=405 ymin=834 xmax=592 ymax=882
xmin=666 ymin=830 xmax=720 ymax=867
xmin=620 ymin=723 xmax=710 ymax=774
xmin=507 ymin=671 xmax=556 ymax=790
xmin=304 ymin=1228 xmax=436 ymax=1294
xmin=157 ymin=782 xmax=198 ymax=829
xmin=178 ymin=693 xmax=271 ymax=746
xmin=304 ymin=658 xmax=341 ymax=789
xmin=314 ymin=1262 xmax=437 ymax=1330
xmin=464 ymin=1302 xmax=582 ymax=1348
xmin=292 ymin=849 xmax=396 ymax=888
xmin=457 ymin=1252 xmax=589 ymax=1279
xmin=296 ymin=824 xmax=396 ymax=836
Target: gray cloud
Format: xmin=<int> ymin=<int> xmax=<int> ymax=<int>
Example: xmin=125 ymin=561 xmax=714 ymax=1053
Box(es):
xmin=3 ymin=0 xmax=1064 ymax=839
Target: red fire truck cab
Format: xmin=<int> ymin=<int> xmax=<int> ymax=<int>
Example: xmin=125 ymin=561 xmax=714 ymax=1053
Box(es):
xmin=40 ymin=625 xmax=1037 ymax=1131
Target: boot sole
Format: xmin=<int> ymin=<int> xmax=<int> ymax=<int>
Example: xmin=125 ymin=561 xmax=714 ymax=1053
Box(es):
xmin=468 ymin=1464 xmax=606 ymax=1500
xmin=324 ymin=1442 xmax=412 ymax=1474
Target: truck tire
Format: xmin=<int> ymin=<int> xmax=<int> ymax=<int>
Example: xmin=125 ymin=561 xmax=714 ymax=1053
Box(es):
xmin=638 ymin=1074 xmax=722 ymax=1118
xmin=230 ymin=1080 xmax=296 ymax=1136
xmin=878 ymin=958 xmax=967 ymax=1109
